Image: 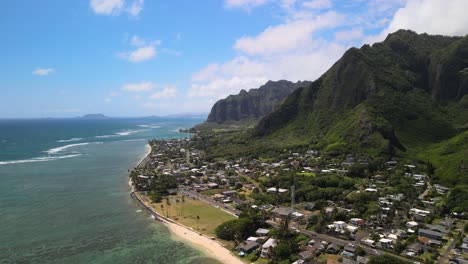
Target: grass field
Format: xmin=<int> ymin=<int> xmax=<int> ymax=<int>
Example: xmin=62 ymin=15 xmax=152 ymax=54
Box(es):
xmin=141 ymin=194 xmax=236 ymax=237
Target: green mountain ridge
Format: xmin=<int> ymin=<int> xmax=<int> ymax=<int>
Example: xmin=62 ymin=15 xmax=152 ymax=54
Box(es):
xmin=196 ymin=30 xmax=468 ymax=187
xmin=205 ymin=80 xmax=311 ymax=124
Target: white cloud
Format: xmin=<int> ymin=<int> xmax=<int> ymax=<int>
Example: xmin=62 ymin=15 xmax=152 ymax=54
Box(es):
xmin=366 ymin=0 xmax=468 ymax=44
xmin=225 ymin=0 xmax=270 ymax=9
xmin=90 ymin=0 xmax=144 ymax=16
xmin=128 ymin=0 xmax=144 ymax=16
xmin=189 ymin=40 xmax=345 ymax=100
xmin=233 ymin=11 xmax=344 ymax=55
xmin=32 ymin=68 xmax=55 ymax=76
xmin=302 ymin=0 xmax=332 ymax=9
xmin=335 ymin=29 xmax=363 ymax=42
xmin=128 ymin=46 xmax=156 ymax=62
xmin=189 ymin=4 xmax=349 ymax=104
xmin=122 ymin=81 xmax=155 ymax=92
xmin=90 ymin=0 xmax=124 ymax=15
xmin=119 ymin=36 xmax=161 ymax=62
xmin=150 ymin=86 xmax=178 ymax=99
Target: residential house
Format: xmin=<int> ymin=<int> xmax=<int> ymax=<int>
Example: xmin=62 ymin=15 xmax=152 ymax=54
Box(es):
xmin=271 ymin=207 xmax=294 ymax=220
xmin=418 ymin=229 xmax=444 ymax=240
xmin=237 ymin=241 xmax=260 ymax=254
xmin=255 ymin=228 xmax=270 ymax=237
xmin=260 ymin=238 xmax=277 ymax=258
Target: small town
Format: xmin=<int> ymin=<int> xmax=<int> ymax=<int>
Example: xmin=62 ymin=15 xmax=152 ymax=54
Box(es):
xmin=130 ymin=136 xmax=468 ymax=264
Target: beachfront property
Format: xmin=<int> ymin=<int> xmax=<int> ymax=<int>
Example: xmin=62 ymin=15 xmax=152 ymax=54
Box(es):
xmin=128 ymin=138 xmax=464 ymax=264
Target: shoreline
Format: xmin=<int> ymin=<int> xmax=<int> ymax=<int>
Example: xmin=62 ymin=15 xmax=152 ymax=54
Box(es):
xmin=129 ymin=143 xmax=244 ymax=264
xmin=132 ymin=192 xmax=244 ymax=264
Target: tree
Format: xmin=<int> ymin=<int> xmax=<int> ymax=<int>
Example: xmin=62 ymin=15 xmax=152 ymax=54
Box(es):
xmin=273 ymin=242 xmax=291 ymax=261
xmin=196 ymin=215 xmax=200 ymax=230
xmin=165 ymin=197 xmax=171 ymax=217
xmin=181 ymin=195 xmax=185 ymax=216
xmin=176 ymin=198 xmax=180 ymax=216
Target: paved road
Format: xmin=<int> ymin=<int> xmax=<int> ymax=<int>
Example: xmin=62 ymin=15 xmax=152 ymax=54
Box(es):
xmin=180 ymin=188 xmax=241 ymax=217
xmin=438 ymin=238 xmax=455 ymax=264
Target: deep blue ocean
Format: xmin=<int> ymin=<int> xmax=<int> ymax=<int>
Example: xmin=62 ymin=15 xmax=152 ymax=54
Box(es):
xmin=0 ymin=118 xmax=219 ymax=264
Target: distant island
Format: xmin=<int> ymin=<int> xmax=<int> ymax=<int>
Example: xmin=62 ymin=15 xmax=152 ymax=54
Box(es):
xmin=77 ymin=114 xmax=110 ymax=120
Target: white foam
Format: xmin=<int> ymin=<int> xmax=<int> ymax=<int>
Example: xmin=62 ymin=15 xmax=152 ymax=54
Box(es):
xmin=0 ymin=154 xmax=82 ymax=166
xmin=95 ymin=135 xmax=118 ymax=139
xmin=115 ymin=130 xmax=140 ymax=136
xmin=95 ymin=129 xmax=144 ymax=139
xmin=57 ymin=138 xmax=83 ymax=143
xmin=138 ymin=124 xmax=161 ymax=129
xmin=45 ymin=142 xmax=102 ymax=155
xmin=121 ymin=139 xmax=145 ymax=142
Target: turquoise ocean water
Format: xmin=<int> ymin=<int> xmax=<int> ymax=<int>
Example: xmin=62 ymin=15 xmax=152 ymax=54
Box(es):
xmin=0 ymin=118 xmax=220 ymax=264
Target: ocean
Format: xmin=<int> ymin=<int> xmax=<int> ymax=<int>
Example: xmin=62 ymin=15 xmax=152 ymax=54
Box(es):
xmin=0 ymin=118 xmax=220 ymax=264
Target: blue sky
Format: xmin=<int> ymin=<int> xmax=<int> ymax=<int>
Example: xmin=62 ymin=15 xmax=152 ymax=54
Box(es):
xmin=1 ymin=0 xmax=467 ymax=118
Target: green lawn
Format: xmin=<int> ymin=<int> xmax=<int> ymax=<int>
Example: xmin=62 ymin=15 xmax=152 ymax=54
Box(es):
xmin=142 ymin=194 xmax=236 ymax=237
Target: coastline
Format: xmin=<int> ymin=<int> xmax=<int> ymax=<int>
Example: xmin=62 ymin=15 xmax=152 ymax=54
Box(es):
xmin=131 ymin=191 xmax=244 ymax=264
xmin=129 ymin=143 xmax=244 ymax=264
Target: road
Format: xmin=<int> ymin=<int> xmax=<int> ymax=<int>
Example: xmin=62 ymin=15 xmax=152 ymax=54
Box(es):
xmin=179 ymin=188 xmax=241 ymax=217
xmin=438 ymin=238 xmax=455 ymax=264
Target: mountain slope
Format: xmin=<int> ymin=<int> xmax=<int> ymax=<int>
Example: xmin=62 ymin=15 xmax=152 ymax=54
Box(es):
xmin=251 ymin=29 xmax=468 ymax=184
xmin=193 ymin=30 xmax=468 ymax=188
xmin=205 ymin=80 xmax=311 ymax=124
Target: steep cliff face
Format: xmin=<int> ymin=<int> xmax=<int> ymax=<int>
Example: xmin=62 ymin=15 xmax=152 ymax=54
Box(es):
xmin=254 ymin=30 xmax=468 ymax=145
xmin=206 ymin=80 xmax=310 ymax=124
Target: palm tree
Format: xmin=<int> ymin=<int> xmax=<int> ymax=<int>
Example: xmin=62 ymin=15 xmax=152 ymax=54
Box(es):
xmin=181 ymin=195 xmax=185 ymax=216
xmin=165 ymin=197 xmax=171 ymax=218
xmin=176 ymin=198 xmax=180 ymax=216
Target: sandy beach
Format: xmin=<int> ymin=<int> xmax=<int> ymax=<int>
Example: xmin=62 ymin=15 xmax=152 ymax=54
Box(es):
xmin=166 ymin=219 xmax=244 ymax=264
xmin=132 ymin=191 xmax=244 ymax=264
xmin=131 ymin=144 xmax=244 ymax=264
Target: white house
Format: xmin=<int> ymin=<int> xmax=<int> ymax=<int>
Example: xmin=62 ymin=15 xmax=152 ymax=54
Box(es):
xmin=261 ymin=238 xmax=277 ymax=258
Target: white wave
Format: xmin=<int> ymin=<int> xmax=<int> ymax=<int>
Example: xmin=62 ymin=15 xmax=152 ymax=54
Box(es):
xmin=57 ymin=138 xmax=83 ymax=143
xmin=121 ymin=139 xmax=145 ymax=142
xmin=115 ymin=130 xmax=140 ymax=136
xmin=45 ymin=142 xmax=102 ymax=155
xmin=95 ymin=135 xmax=118 ymax=139
xmin=138 ymin=124 xmax=161 ymax=129
xmin=0 ymin=154 xmax=82 ymax=166
xmin=95 ymin=129 xmax=144 ymax=139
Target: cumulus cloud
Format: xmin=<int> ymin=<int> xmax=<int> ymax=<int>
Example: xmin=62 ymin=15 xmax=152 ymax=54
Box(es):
xmin=128 ymin=0 xmax=144 ymax=16
xmin=90 ymin=0 xmax=124 ymax=15
xmin=302 ymin=0 xmax=332 ymax=9
xmin=366 ymin=0 xmax=468 ymax=43
xmin=118 ymin=36 xmax=161 ymax=62
xmin=189 ymin=8 xmax=347 ymax=102
xmin=90 ymin=0 xmax=144 ymax=17
xmin=225 ymin=0 xmax=270 ymax=9
xmin=234 ymin=11 xmax=344 ymax=55
xmin=335 ymin=29 xmax=363 ymax=42
xmin=32 ymin=68 xmax=55 ymax=76
xmin=150 ymin=86 xmax=178 ymax=99
xmin=122 ymin=81 xmax=154 ymax=92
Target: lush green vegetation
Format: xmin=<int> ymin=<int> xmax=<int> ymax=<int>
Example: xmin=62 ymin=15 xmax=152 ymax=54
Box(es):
xmin=203 ymin=80 xmax=310 ymax=124
xmin=191 ymin=30 xmax=468 ymax=212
